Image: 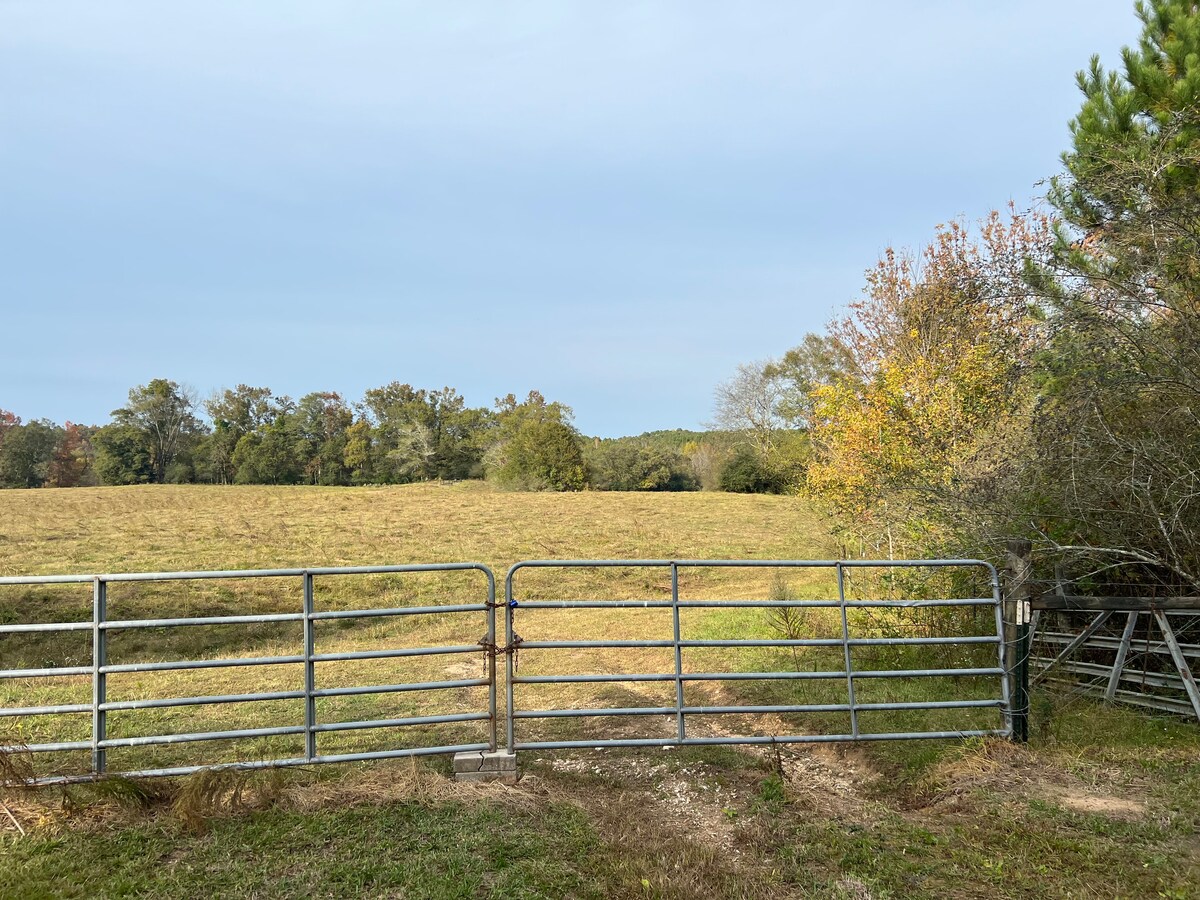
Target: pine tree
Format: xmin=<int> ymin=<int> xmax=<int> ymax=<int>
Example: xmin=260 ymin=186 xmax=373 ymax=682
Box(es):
xmin=1051 ymin=0 xmax=1200 ymax=299
xmin=1032 ymin=0 xmax=1200 ymax=591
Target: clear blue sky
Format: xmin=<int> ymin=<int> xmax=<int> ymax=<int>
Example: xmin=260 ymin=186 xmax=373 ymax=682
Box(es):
xmin=1 ymin=1 xmax=1137 ymax=437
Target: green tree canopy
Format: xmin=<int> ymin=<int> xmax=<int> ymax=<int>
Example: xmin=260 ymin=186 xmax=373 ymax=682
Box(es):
xmin=485 ymin=392 xmax=588 ymax=491
xmin=111 ymin=379 xmax=204 ymax=484
xmin=0 ymin=419 xmax=61 ymax=488
xmin=94 ymin=424 xmax=154 ymax=485
xmin=205 ymin=386 xmax=281 ymax=485
xmin=363 ymin=383 xmax=493 ymax=482
xmin=1033 ymin=0 xmax=1200 ymax=590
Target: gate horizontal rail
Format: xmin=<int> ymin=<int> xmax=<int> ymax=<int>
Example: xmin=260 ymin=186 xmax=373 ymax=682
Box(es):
xmin=0 ymin=563 xmax=497 ymax=785
xmin=504 ymin=559 xmax=1012 ymax=751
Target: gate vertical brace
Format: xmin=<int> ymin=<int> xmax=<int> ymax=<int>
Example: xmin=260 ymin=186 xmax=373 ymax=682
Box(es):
xmin=836 ymin=563 xmax=859 ymax=738
xmin=91 ymin=577 xmax=107 ymax=775
xmin=485 ymin=569 xmax=498 ymax=752
xmin=505 ymin=571 xmax=517 ymax=752
xmin=1105 ymin=612 xmax=1139 ymax=703
xmin=302 ymin=572 xmax=317 ymax=762
xmin=1152 ymin=610 xmax=1200 ymax=723
xmin=670 ymin=562 xmax=685 ymax=743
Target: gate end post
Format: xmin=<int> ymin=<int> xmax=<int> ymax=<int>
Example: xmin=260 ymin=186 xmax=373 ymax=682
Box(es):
xmin=1005 ymin=540 xmax=1032 ymax=743
xmin=453 ymin=750 xmax=518 ymax=784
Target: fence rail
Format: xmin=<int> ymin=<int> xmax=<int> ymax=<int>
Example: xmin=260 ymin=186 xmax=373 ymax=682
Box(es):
xmin=0 ymin=564 xmax=497 ymax=785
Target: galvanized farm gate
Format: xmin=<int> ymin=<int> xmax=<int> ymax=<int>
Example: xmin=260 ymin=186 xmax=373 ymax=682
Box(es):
xmin=1 ymin=558 xmax=1017 ymax=784
xmin=503 ymin=559 xmax=1014 ymax=751
xmin=0 ymin=564 xmax=497 ymax=785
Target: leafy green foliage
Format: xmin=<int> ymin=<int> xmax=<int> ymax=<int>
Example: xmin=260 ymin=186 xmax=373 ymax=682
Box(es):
xmin=0 ymin=418 xmax=60 ymax=488
xmin=109 ymin=379 xmax=204 ymax=485
xmin=585 ymin=441 xmax=698 ymax=491
xmin=5 ymin=384 xmax=715 ymax=492
xmin=362 ymin=383 xmax=492 ymax=483
xmin=93 ymin=423 xmax=155 ymax=485
xmin=204 ymin=385 xmax=280 ymax=485
xmin=1028 ymin=0 xmax=1200 ymax=589
xmin=231 ymin=416 xmax=303 ymax=485
xmin=718 ymin=447 xmax=791 ymax=494
xmin=486 ymin=392 xmax=588 ymax=491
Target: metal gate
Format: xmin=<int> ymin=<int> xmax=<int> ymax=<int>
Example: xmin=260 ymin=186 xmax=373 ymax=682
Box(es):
xmin=503 ymin=559 xmax=1012 ymax=750
xmin=2 ymin=557 xmax=1015 ymax=784
xmin=0 ymin=563 xmax=497 ymax=785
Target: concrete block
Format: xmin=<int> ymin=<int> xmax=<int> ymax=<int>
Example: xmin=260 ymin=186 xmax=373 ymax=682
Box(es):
xmin=453 ymin=750 xmax=518 ymax=784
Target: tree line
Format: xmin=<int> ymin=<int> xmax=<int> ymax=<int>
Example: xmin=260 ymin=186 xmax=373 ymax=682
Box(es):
xmin=0 ymin=384 xmax=750 ymax=492
xmin=714 ymin=0 xmax=1200 ymax=591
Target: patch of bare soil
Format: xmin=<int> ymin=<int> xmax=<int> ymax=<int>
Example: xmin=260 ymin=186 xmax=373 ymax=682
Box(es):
xmin=917 ymin=740 xmax=1149 ymax=822
xmin=779 ymin=745 xmax=888 ymax=824
xmin=539 ymin=752 xmax=745 ymax=856
xmin=524 ymin=751 xmax=789 ymax=898
xmin=682 ymin=697 xmax=888 ymax=825
xmin=1046 ymin=786 xmax=1145 ymax=819
xmin=535 ymin=738 xmax=892 ymax=854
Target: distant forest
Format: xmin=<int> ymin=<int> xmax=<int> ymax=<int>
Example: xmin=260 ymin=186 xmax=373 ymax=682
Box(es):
xmin=0 ymin=384 xmax=769 ymax=493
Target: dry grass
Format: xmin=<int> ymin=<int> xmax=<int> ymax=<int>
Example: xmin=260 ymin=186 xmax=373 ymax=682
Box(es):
xmin=0 ymin=482 xmax=831 ymax=577
xmin=0 ymin=483 xmax=848 ymax=780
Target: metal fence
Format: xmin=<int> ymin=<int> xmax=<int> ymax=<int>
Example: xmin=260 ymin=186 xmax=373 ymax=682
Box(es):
xmin=0 ymin=564 xmax=497 ymax=785
xmin=504 ymin=559 xmax=1013 ymax=751
xmin=1031 ymin=608 xmax=1200 ymax=721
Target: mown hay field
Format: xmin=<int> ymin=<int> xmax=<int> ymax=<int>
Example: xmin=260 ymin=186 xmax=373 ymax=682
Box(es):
xmin=0 ymin=481 xmax=831 ymax=576
xmin=0 ymin=483 xmax=1009 ymax=778
xmin=0 ymin=482 xmax=878 ymax=777
xmin=2 ymin=485 xmax=1199 ymax=899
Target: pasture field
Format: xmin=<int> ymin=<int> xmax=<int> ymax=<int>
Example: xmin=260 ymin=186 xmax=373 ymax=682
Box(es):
xmin=1 ymin=484 xmax=1198 ymax=899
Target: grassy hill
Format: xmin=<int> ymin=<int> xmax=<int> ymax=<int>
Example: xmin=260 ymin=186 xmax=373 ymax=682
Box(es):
xmin=1 ymin=485 xmax=1198 ymax=898
xmin=0 ymin=481 xmax=828 ymax=576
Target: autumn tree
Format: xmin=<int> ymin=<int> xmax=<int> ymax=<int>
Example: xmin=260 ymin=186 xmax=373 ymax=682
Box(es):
xmin=806 ymin=209 xmax=1052 ymax=554
xmin=766 ymin=333 xmax=857 ymax=430
xmin=46 ymin=423 xmax=93 ymax=487
xmin=0 ymin=410 xmax=18 ymax=444
xmin=342 ymin=417 xmax=374 ymax=482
